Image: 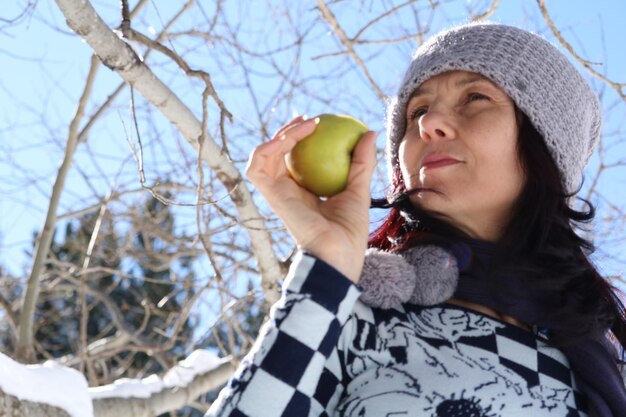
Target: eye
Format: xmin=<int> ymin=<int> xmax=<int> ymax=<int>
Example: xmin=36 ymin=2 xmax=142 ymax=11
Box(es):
xmin=408 ymin=106 xmax=428 ymax=121
xmin=467 ymin=92 xmax=489 ymax=102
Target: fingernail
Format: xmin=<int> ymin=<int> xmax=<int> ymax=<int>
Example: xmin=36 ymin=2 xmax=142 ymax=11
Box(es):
xmin=302 ymin=114 xmax=308 ymax=121
xmin=314 ymin=117 xmax=320 ymax=124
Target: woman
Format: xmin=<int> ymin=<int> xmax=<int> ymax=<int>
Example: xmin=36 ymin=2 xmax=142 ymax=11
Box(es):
xmin=206 ymin=23 xmax=626 ymax=417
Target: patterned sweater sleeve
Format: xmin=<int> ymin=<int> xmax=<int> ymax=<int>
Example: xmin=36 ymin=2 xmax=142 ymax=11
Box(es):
xmin=205 ymin=251 xmax=362 ymax=417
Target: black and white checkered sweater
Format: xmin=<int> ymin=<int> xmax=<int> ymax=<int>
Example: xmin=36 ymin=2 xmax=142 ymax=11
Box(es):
xmin=206 ymin=251 xmax=588 ymax=417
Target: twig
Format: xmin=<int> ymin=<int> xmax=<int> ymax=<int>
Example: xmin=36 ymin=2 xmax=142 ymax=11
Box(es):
xmin=169 ymin=29 xmax=310 ymax=58
xmin=120 ymin=26 xmax=233 ymax=129
xmin=352 ymin=0 xmax=419 ymax=41
xmin=120 ymin=0 xmax=131 ymax=33
xmin=0 ymin=1 xmax=35 ymax=26
xmin=536 ymin=0 xmax=626 ymax=102
xmin=195 ymin=86 xmax=225 ymax=282
xmin=471 ymin=0 xmax=500 ymax=22
xmin=128 ymin=87 xmax=146 ymax=185
xmin=79 ymin=191 xmax=113 ymax=382
xmin=311 ymin=32 xmax=425 ymax=61
xmin=316 ymin=0 xmax=386 ymax=100
xmin=119 ymin=7 xmax=242 ymax=204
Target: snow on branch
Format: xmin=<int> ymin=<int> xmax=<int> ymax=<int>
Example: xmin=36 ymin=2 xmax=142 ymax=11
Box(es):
xmin=0 ymin=350 xmax=234 ymax=417
xmin=0 ymin=352 xmax=91 ymax=417
xmin=90 ymin=350 xmax=234 ymax=416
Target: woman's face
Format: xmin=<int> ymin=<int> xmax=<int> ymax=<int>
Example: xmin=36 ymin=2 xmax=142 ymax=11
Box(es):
xmin=399 ymin=70 xmax=525 ymax=241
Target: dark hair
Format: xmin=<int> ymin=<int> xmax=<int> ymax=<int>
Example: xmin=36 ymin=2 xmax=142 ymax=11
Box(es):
xmin=370 ymin=112 xmax=626 ymax=351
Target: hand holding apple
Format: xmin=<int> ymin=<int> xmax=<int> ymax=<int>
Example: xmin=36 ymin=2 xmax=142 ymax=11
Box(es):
xmin=285 ymin=114 xmax=369 ymax=197
xmin=245 ymin=115 xmax=377 ymax=283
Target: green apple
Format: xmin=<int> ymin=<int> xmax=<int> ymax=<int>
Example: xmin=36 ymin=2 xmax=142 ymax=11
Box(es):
xmin=285 ymin=114 xmax=369 ymax=197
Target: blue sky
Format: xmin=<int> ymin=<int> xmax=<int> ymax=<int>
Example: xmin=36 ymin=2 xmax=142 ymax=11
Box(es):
xmin=1 ymin=0 xmax=625 ymax=283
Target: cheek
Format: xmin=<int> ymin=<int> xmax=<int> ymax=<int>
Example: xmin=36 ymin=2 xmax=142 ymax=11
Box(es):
xmin=509 ymin=157 xmax=527 ymax=194
xmin=502 ymin=134 xmax=524 ymax=186
xmin=476 ymin=136 xmax=525 ymax=193
xmin=398 ymin=140 xmax=421 ymax=184
xmin=398 ymin=141 xmax=411 ymax=175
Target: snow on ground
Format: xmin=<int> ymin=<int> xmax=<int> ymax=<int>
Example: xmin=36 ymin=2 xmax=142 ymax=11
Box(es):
xmin=0 ymin=352 xmax=94 ymax=417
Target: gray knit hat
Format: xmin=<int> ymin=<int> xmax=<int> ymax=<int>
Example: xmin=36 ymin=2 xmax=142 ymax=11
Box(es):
xmin=386 ymin=22 xmax=601 ymax=196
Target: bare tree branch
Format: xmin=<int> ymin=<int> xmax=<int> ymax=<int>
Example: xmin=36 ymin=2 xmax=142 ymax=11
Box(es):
xmin=0 ymin=355 xmax=235 ymax=417
xmin=351 ymin=0 xmax=421 ymax=42
xmin=316 ymin=0 xmax=386 ymax=100
xmin=0 ymin=389 xmax=72 ymax=417
xmin=537 ymin=0 xmax=626 ymax=102
xmin=16 ymin=54 xmax=101 ymax=363
xmin=54 ymin=0 xmax=283 ymax=305
xmin=0 ymin=1 xmax=36 ymax=26
xmin=91 ymin=357 xmax=234 ymax=417
xmin=471 ymin=0 xmax=500 ymax=22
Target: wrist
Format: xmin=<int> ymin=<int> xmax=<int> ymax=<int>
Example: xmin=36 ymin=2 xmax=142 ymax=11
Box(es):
xmin=301 ymin=249 xmax=364 ymax=284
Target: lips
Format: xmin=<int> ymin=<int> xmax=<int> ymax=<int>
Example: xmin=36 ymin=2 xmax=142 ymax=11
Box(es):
xmin=420 ymin=153 xmax=461 ymax=169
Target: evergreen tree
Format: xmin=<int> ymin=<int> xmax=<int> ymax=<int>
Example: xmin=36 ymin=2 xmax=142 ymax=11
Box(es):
xmin=30 ymin=196 xmax=195 ymax=384
xmin=34 ymin=214 xmax=123 ymax=359
xmin=0 ymin=265 xmax=20 ymax=352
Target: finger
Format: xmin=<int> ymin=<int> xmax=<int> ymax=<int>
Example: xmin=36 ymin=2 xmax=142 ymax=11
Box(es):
xmin=245 ymin=138 xmax=284 ymax=184
xmin=271 ymin=114 xmax=309 ymax=140
xmin=277 ymin=116 xmax=319 ymax=146
xmin=345 ymin=131 xmax=378 ymax=198
xmin=246 ymin=118 xmax=318 ymax=184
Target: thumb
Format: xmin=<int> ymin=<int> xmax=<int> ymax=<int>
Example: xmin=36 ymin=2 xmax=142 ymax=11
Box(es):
xmin=346 ymin=131 xmax=378 ymax=197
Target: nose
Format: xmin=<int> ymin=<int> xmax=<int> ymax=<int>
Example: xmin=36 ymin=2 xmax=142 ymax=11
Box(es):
xmin=418 ymin=106 xmax=456 ymax=143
